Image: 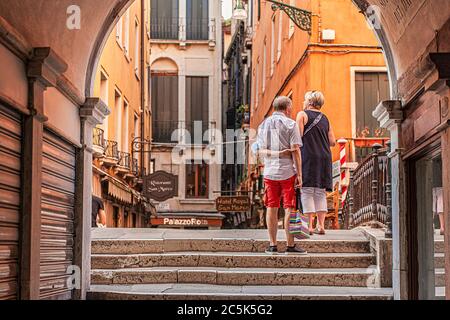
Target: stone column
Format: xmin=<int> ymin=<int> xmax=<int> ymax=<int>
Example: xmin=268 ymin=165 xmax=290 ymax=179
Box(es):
xmin=75 ymin=98 xmax=110 ymax=300
xmin=441 ymin=108 xmax=450 ymax=300
xmin=429 ymin=53 xmax=450 ymax=300
xmin=21 ymin=47 xmax=67 ymax=300
xmin=373 ymin=100 xmax=406 ymax=300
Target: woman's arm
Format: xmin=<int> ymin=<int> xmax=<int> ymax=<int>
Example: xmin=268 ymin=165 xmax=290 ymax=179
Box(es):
xmin=328 ymin=126 xmax=337 ymax=147
xmin=296 ymin=111 xmax=308 ymax=136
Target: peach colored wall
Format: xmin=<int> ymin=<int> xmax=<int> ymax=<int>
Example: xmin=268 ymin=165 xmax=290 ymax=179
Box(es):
xmin=250 ymin=0 xmax=387 ymax=162
xmin=250 ymin=0 xmax=310 ymax=128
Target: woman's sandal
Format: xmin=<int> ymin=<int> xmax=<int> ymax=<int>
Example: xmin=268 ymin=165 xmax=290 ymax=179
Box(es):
xmin=314 ymin=229 xmax=326 ymax=235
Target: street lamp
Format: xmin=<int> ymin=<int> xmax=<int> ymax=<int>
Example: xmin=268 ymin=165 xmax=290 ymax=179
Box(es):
xmin=266 ymin=0 xmax=312 ymax=34
xmin=232 ymin=0 xmax=248 ymax=21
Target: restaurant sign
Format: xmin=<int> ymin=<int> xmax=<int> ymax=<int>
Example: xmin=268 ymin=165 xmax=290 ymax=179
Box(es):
xmin=143 ymin=171 xmax=178 ymax=202
xmin=216 ymin=196 xmax=251 ymax=212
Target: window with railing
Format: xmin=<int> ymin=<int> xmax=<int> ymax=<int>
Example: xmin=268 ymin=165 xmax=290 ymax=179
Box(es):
xmin=151 ymin=0 xmax=179 ymax=40
xmin=186 ymin=0 xmax=209 ymax=40
xmin=152 ymin=120 xmax=211 ymax=144
xmin=152 ymin=120 xmax=180 ymax=143
xmin=355 ymin=71 xmax=390 ymax=163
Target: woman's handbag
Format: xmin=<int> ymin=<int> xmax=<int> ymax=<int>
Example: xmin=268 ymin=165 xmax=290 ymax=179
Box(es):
xmin=289 ymin=189 xmax=310 ymax=240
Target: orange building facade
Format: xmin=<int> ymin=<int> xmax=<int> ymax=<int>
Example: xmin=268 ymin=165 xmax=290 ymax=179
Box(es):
xmin=91 ymin=0 xmax=154 ymax=228
xmin=250 ymin=0 xmax=389 ymax=164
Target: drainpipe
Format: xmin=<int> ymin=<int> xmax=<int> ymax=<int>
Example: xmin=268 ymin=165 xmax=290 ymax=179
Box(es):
xmin=140 ymin=0 xmax=146 ymax=223
xmin=140 ymin=0 xmax=146 ymax=176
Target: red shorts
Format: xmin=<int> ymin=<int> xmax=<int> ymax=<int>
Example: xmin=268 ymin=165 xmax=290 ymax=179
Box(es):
xmin=264 ymin=175 xmax=296 ymax=209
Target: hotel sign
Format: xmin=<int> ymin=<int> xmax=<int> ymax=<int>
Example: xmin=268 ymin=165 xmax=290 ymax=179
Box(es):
xmin=216 ymin=196 xmax=251 ymax=212
xmin=143 ymin=171 xmax=178 ymax=202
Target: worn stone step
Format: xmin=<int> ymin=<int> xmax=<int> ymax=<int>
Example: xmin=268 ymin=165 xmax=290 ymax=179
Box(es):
xmin=92 ymin=252 xmax=375 ymax=270
xmin=91 ymin=266 xmax=379 ymax=287
xmin=91 ymin=238 xmax=371 ymax=255
xmin=435 ymin=253 xmax=445 ymax=269
xmin=435 ymin=240 xmax=444 ymax=254
xmin=435 ymin=269 xmax=445 ymax=287
xmin=88 ymin=284 xmax=393 ymax=300
xmin=436 ymin=286 xmax=446 ymax=300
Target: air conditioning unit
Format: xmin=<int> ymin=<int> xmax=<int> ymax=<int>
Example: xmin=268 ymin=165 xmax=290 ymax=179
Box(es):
xmin=322 ymin=29 xmax=336 ymax=41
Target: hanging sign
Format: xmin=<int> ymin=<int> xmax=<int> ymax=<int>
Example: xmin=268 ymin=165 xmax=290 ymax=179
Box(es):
xmin=143 ymin=171 xmax=178 ymax=202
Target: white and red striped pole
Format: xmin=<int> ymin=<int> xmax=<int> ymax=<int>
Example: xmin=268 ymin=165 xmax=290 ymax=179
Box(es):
xmin=338 ymin=139 xmax=348 ymax=207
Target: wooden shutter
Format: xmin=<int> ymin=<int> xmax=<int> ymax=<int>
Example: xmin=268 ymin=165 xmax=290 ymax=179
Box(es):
xmin=186 ymin=76 xmax=209 ymax=142
xmin=355 ymin=72 xmax=389 ymax=137
xmin=0 ymin=104 xmax=22 ymax=300
xmin=40 ymin=129 xmax=76 ymax=300
xmin=151 ymin=0 xmax=179 ymax=39
xmin=151 ymin=75 xmax=179 ymax=142
xmin=187 ymin=0 xmax=208 ymax=40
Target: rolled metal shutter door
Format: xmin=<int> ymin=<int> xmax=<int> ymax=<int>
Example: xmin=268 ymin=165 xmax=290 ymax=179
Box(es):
xmin=0 ymin=105 xmax=22 ymax=300
xmin=40 ymin=129 xmax=76 ymax=300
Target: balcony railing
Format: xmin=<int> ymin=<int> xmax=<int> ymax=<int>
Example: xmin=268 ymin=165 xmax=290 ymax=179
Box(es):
xmin=150 ymin=17 xmax=215 ymax=42
xmin=118 ymin=152 xmax=131 ymax=169
xmin=151 ymin=17 xmax=179 ymax=40
xmin=105 ymin=140 xmax=119 ymax=159
xmin=186 ymin=18 xmax=209 ymax=40
xmin=152 ymin=120 xmax=211 ymax=144
xmin=152 ymin=120 xmax=180 ymax=143
xmin=132 ymin=158 xmax=139 ymax=176
xmin=93 ymin=127 xmax=105 ymax=148
xmin=342 ymin=145 xmax=390 ymax=229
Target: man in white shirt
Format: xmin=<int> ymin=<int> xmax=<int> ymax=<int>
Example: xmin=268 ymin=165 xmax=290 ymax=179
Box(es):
xmin=256 ymin=96 xmax=307 ymax=255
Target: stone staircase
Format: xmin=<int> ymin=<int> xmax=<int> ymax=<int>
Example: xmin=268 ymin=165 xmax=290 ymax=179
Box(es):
xmin=435 ymin=237 xmax=445 ymax=298
xmin=88 ymin=229 xmax=394 ymax=300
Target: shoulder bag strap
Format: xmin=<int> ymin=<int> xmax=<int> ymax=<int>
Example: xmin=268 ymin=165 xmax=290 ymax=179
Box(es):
xmin=303 ymin=112 xmax=323 ymax=137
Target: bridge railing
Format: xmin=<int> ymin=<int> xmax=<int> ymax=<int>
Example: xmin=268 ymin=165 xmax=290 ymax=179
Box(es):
xmin=342 ymin=144 xmax=391 ymax=229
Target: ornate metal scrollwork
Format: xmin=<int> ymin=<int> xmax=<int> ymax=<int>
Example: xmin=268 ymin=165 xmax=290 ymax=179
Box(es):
xmin=132 ymin=137 xmax=152 ymax=154
xmin=266 ymin=0 xmax=312 ymax=35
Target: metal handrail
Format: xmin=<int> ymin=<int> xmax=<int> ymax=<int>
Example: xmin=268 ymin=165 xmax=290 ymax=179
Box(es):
xmin=342 ymin=146 xmax=390 ymax=228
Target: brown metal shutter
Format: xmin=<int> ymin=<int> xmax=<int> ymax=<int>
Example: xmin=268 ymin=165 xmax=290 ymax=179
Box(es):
xmin=40 ymin=130 xmax=76 ymax=300
xmin=0 ymin=104 xmax=22 ymax=300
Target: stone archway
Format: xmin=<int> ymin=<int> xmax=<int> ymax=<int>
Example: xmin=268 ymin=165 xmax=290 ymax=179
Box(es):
xmin=0 ymin=0 xmax=450 ymax=300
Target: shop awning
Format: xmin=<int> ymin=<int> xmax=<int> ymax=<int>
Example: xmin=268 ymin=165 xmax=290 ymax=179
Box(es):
xmin=107 ymin=179 xmax=133 ymax=204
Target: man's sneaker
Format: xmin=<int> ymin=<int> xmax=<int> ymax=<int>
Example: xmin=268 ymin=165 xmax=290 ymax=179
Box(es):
xmin=285 ymin=246 xmax=308 ymax=255
xmin=265 ymin=246 xmax=279 ymax=255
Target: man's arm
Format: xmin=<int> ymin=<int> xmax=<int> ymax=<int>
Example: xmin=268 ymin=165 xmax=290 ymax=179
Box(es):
xmin=292 ymin=145 xmax=303 ymax=188
xmin=291 ymin=122 xmax=303 ymax=188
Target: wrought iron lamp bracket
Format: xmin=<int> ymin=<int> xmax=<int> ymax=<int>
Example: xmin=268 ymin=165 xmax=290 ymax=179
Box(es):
xmin=266 ymin=0 xmax=312 ymax=35
xmin=132 ymin=137 xmax=152 ymax=154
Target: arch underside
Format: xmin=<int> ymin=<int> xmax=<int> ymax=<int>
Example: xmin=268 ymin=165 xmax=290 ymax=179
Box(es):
xmin=0 ymin=0 xmax=449 ymax=102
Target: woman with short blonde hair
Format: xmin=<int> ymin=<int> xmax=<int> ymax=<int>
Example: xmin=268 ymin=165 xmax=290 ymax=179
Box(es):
xmin=297 ymin=91 xmax=336 ymax=235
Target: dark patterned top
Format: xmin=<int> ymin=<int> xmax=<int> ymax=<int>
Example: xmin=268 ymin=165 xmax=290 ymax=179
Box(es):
xmin=301 ymin=110 xmax=333 ymax=191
